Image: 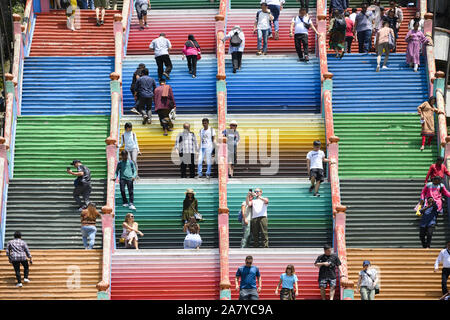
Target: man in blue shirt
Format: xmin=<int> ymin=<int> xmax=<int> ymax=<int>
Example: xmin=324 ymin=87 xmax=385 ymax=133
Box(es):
xmin=235 ymin=256 xmax=262 ymax=300
xmin=134 ymin=68 xmax=157 ymax=125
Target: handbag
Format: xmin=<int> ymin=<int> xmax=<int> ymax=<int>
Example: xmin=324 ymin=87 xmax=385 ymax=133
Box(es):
xmin=191 ymin=203 xmax=203 ymax=222
xmin=364 ymin=270 xmax=380 ymax=294
xmin=189 ymin=40 xmax=201 ymax=60
xmin=169 ymin=108 xmax=176 ymax=120
xmin=388 ymin=31 xmax=396 ymax=50
xmin=414 ymin=202 xmax=422 ymax=216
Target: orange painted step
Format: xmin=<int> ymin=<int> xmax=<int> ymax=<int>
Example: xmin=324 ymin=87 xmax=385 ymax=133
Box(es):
xmin=30 ymin=10 xmax=119 ymax=56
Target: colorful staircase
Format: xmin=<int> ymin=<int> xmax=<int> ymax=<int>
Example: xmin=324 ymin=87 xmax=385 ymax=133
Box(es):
xmin=30 ymin=10 xmax=118 ymax=56
xmin=111 ymin=249 xmax=220 ymax=299
xmin=147 ymin=0 xmax=219 ymax=9
xmin=347 ymin=248 xmax=444 ymax=300
xmin=21 ymin=57 xmax=114 ymax=115
xmin=226 ymin=56 xmax=321 ymax=113
xmin=122 ymin=57 xmax=217 ymax=114
xmin=0 ymin=250 xmax=102 ymax=299
xmin=126 ymin=9 xmax=217 ymax=55
xmin=226 ymin=9 xmax=317 ymax=54
xmin=114 ymin=182 xmax=219 ymax=248
xmin=228 ymin=181 xmax=333 ymax=247
xmin=231 ymin=0 xmax=317 ymax=9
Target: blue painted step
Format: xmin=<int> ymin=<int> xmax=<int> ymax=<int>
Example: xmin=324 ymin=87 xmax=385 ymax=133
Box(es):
xmin=328 ymin=53 xmax=428 ymax=113
xmin=226 ymin=56 xmax=321 ymax=113
xmin=21 ymin=56 xmax=114 ymax=115
xmin=122 ymin=56 xmax=217 ymax=114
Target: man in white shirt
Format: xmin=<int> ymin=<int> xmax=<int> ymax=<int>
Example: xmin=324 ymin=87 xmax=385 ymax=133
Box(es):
xmin=434 ymin=241 xmax=450 ymax=296
xmin=247 ymin=188 xmax=269 ymax=248
xmin=261 ymin=0 xmax=285 ymax=40
xmin=254 ymin=3 xmax=274 ymax=55
xmin=290 ymin=7 xmax=319 ymax=62
xmin=307 ymin=140 xmax=335 ymax=197
xmin=197 ymin=118 xmax=215 ymax=179
xmin=149 ymin=33 xmax=173 ymax=82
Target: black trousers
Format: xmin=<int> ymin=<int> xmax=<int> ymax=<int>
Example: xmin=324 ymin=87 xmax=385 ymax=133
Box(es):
xmin=419 ymin=226 xmax=435 ymax=248
xmin=299 ymin=0 xmax=309 ymax=11
xmin=442 ymin=268 xmax=450 ymax=295
xmin=119 ymin=179 xmax=134 ymax=204
xmin=186 ymin=55 xmax=197 ymax=76
xmin=155 ymin=54 xmax=173 ymax=81
xmin=73 ymin=183 xmax=91 ymax=208
xmin=294 ymin=33 xmax=309 ymax=59
xmin=231 ymin=51 xmax=242 ymax=71
xmin=180 ymin=153 xmax=195 ymax=178
xmin=345 ymin=36 xmax=353 ymax=53
xmin=137 ymin=96 xmax=152 ymax=118
xmin=12 ymin=260 xmax=29 ymax=283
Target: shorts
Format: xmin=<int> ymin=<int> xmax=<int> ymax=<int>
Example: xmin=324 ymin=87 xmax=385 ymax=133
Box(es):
xmin=319 ymin=278 xmax=336 ymax=289
xmin=94 ymin=0 xmax=107 ymax=8
xmin=377 ymin=42 xmax=390 ymax=55
xmin=310 ymin=168 xmax=324 ymax=182
xmin=136 ymin=3 xmax=148 ymax=20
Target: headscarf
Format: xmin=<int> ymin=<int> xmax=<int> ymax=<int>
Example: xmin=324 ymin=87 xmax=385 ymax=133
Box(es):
xmin=185 ymin=34 xmax=200 ymax=48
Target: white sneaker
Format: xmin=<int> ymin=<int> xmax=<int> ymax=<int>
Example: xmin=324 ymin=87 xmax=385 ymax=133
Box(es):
xmin=382 ymin=66 xmax=388 ymax=69
xmin=16 ymin=283 xmax=22 ymax=288
xmin=23 ymin=278 xmax=30 ymax=283
xmin=123 ymin=203 xmax=129 ymax=207
xmin=129 ymin=204 xmax=136 ymax=210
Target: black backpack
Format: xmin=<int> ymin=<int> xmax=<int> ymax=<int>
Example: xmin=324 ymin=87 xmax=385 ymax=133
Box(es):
xmin=333 ymin=18 xmax=347 ymax=32
xmin=230 ymin=32 xmax=242 ymax=47
xmin=61 ymin=0 xmax=71 ymax=9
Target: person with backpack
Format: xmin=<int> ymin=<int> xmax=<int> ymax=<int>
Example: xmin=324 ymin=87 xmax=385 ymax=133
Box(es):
xmin=223 ymin=26 xmax=245 ymax=73
xmin=383 ymin=9 xmax=399 ymax=51
xmin=114 ymin=151 xmax=137 ymax=211
xmin=130 ymin=63 xmax=146 ymax=115
xmin=118 ymin=122 xmax=141 ymax=177
xmin=67 ymin=160 xmax=92 ymax=211
xmin=135 ymin=0 xmax=150 ymax=30
xmin=254 ymin=3 xmax=274 ymax=56
xmin=353 ymin=2 xmax=375 ymax=54
xmin=197 ymin=118 xmax=215 ymax=179
xmin=374 ymin=21 xmax=395 ymax=71
xmin=356 ymin=260 xmax=378 ymax=300
xmin=290 ymin=7 xmax=319 ymax=62
xmin=328 ymin=9 xmax=347 ymax=58
xmin=175 ymin=123 xmax=199 ymax=178
xmin=182 ymin=34 xmax=201 ymax=78
xmin=240 ymin=192 xmax=253 ymax=248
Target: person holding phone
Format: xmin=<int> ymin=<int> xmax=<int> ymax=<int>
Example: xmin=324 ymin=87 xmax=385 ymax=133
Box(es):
xmin=247 ymin=188 xmax=269 ymax=248
xmin=67 ymin=159 xmax=92 ymax=211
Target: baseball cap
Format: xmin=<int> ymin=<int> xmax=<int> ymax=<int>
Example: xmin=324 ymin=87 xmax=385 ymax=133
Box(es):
xmin=363 ymin=260 xmax=371 ymax=266
xmin=70 ymin=159 xmax=81 ymax=166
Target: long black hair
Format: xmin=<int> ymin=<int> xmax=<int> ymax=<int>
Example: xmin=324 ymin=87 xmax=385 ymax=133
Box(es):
xmin=183 ymin=193 xmax=196 ymax=210
xmin=185 ymin=34 xmax=200 ymax=49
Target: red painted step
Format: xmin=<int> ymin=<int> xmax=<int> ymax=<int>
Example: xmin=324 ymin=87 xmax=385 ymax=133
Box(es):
xmin=226 ymin=9 xmax=317 ymax=54
xmin=229 ymin=249 xmax=337 ymax=300
xmin=110 ymin=250 xmax=220 ymax=300
xmin=126 ymin=9 xmax=217 ymax=55
xmin=30 ymin=10 xmax=118 ymax=56
xmin=327 ymin=7 xmax=417 ymax=54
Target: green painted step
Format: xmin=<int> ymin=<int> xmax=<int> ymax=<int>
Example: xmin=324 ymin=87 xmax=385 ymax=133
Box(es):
xmin=341 ymin=179 xmax=450 ymax=248
xmin=148 ymin=0 xmax=219 ymax=9
xmin=228 ymin=182 xmax=332 ymax=247
xmin=4 ymin=179 xmax=106 ymax=249
xmin=231 ymin=0 xmax=317 ymax=8
xmin=13 ymin=116 xmax=110 ymax=179
xmin=334 ymin=113 xmax=438 ymax=179
xmin=114 ymin=182 xmax=218 ymax=248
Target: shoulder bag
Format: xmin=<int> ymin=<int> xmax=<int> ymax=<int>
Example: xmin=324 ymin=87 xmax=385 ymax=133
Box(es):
xmin=364 ymin=270 xmax=380 ymax=294
xmin=191 ymin=203 xmax=203 ymax=222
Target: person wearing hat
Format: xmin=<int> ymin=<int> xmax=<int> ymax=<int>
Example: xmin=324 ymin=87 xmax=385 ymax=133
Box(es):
xmin=182 ymin=189 xmax=199 ymax=224
xmin=223 ymin=121 xmax=240 ymax=178
xmin=67 ymin=160 xmax=92 ymax=211
xmin=223 ymin=26 xmax=245 ymax=73
xmin=130 ymin=63 xmax=146 ymax=115
xmin=356 ymin=260 xmax=378 ymax=300
xmin=149 ymin=33 xmax=173 ymax=82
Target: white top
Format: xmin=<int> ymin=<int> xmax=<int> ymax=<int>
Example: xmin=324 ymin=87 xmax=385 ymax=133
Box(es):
xmin=359 ymin=268 xmax=378 ymax=289
xmin=199 ymin=127 xmax=215 ymax=149
xmin=307 ymin=150 xmax=326 ymax=169
xmin=256 ymin=10 xmax=272 ymax=30
xmin=408 ymin=19 xmax=424 ymax=32
xmin=119 ymin=131 xmax=140 ymax=152
xmin=349 ymin=12 xmax=356 ymax=23
xmin=224 ymin=30 xmax=245 ymax=53
xmin=435 ymin=248 xmax=450 ymax=269
xmin=261 ymin=0 xmax=285 ymax=5
xmin=149 ymin=37 xmax=172 ymax=57
xmin=292 ymin=15 xmax=312 ymax=35
xmin=251 ymin=198 xmax=268 ymax=218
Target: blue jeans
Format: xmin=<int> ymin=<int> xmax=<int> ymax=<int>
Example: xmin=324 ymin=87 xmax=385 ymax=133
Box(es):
xmin=268 ymin=4 xmax=280 ymax=32
xmin=239 ymin=288 xmax=259 ymax=300
xmin=198 ymin=147 xmax=213 ymax=176
xmin=81 ymin=225 xmax=97 ymax=249
xmin=357 ymin=29 xmax=372 ymax=53
xmin=257 ymin=29 xmax=270 ymax=53
xmin=87 ymin=0 xmax=95 ymax=9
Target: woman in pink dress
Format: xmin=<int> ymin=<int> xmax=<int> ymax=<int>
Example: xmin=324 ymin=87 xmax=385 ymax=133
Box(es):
xmin=405 ymin=21 xmax=431 ymax=72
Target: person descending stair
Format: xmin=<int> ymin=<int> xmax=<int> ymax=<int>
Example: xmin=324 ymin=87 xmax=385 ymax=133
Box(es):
xmin=418 ymin=197 xmax=440 ymax=249
xmin=314 ymin=244 xmax=342 ymax=300
xmin=134 ymin=68 xmax=156 ymax=125
xmin=223 ymin=121 xmax=240 ymax=178
xmin=261 ymin=0 xmax=285 ymax=40
xmin=420 ymin=176 xmax=450 ymax=216
xmin=405 ymin=21 xmax=431 ymax=72
xmin=118 ymin=122 xmax=141 ymax=177
xmin=355 ymin=260 xmax=379 ymax=300
xmin=135 ymin=0 xmax=150 ymax=30
xmin=6 ymin=231 xmax=32 ymax=288
xmin=223 ymin=26 xmax=245 ymax=73
xmin=94 ymin=0 xmax=106 ymax=26
xmin=197 ymin=118 xmax=215 ymax=179
xmin=254 ymin=3 xmax=274 ymax=56
xmin=150 ymin=33 xmax=173 ymax=81
xmin=182 ymin=35 xmax=202 ymax=78
xmin=434 ymin=241 xmax=450 ymax=297
xmin=417 ymin=96 xmax=442 ymax=151
xmin=425 ymin=157 xmax=450 ymax=184
xmin=114 ymin=150 xmax=137 ymax=210
xmin=290 ymin=7 xmax=318 ymax=62
xmin=64 ymin=0 xmax=78 ymax=31
xmin=67 ymin=160 xmax=92 ymax=211
xmin=307 ymin=140 xmax=334 ymax=197
xmin=408 ymin=11 xmax=424 ymax=32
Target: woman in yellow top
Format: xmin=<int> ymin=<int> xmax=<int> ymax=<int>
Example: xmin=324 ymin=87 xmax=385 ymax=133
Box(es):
xmin=66 ymin=0 xmax=78 ymax=31
xmin=417 ymin=96 xmax=443 ymax=151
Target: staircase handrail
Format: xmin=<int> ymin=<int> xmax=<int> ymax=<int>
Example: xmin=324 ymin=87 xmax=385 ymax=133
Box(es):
xmin=122 ymin=0 xmax=133 ymax=58
xmin=316 ymin=0 xmax=353 ymax=299
xmin=216 ymin=0 xmax=231 ymax=300
xmin=97 ymin=13 xmax=124 ymax=300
